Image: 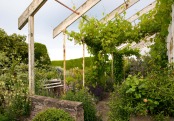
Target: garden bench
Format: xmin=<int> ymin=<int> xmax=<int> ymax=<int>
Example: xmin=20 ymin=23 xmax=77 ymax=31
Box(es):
xmin=44 ymin=79 xmax=63 ymax=96
xmin=44 ymin=79 xmax=63 ymax=89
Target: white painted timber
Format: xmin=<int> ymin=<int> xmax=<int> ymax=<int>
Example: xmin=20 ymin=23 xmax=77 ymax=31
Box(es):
xmin=167 ymin=4 xmax=174 ymax=63
xmin=28 ymin=16 xmax=35 ymax=95
xmin=53 ymin=0 xmax=101 ymax=38
xmin=63 ymin=31 xmax=66 ymax=93
xmin=172 ymin=4 xmax=174 ymax=63
xmin=18 ymin=0 xmax=47 ymax=30
xmin=131 ymin=34 xmax=155 ymax=49
xmin=127 ymin=1 xmax=156 ymax=23
xmin=100 ymin=0 xmax=139 ymax=23
xmin=167 ymin=24 xmax=172 ymax=62
xmin=82 ymin=42 xmax=85 ymax=87
xmin=116 ymin=1 xmax=156 ymax=52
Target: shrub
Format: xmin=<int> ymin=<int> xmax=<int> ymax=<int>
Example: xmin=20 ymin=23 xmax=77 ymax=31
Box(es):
xmin=89 ymin=85 xmax=104 ymax=101
xmin=62 ymin=89 xmax=97 ymax=121
xmin=0 ymin=114 xmax=9 ymax=121
xmin=51 ymin=57 xmax=93 ymax=69
xmin=32 ymin=108 xmax=74 ymax=121
xmin=109 ymin=67 xmax=174 ymax=121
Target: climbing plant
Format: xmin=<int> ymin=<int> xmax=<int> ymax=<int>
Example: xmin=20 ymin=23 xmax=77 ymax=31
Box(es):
xmin=68 ymin=15 xmax=140 ymax=85
xmin=136 ymin=0 xmax=174 ymax=67
xmin=67 ymin=0 xmax=174 ymax=86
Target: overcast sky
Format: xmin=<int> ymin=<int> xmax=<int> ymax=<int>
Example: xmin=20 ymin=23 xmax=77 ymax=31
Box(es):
xmin=0 ymin=0 xmax=155 ymax=60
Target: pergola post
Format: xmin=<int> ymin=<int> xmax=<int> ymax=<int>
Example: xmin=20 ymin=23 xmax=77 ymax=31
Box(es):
xmin=82 ymin=41 xmax=85 ymax=87
xmin=28 ymin=16 xmax=35 ymax=95
xmin=18 ymin=0 xmax=47 ymax=95
xmin=63 ymin=29 xmax=66 ymax=93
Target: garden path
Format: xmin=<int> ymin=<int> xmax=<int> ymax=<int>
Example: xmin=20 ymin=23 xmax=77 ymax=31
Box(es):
xmin=96 ymin=94 xmax=110 ymax=121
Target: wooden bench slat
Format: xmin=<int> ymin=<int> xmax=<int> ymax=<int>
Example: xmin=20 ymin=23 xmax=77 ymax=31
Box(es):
xmin=45 ymin=85 xmax=63 ymax=89
xmin=44 ymin=82 xmax=61 ymax=87
xmin=48 ymin=80 xmax=61 ymax=83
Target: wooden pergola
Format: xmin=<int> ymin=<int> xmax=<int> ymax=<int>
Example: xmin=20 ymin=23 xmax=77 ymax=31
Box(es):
xmin=18 ymin=0 xmax=173 ymax=95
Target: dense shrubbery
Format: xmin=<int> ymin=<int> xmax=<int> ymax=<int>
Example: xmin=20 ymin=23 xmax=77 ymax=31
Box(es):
xmin=32 ymin=108 xmax=74 ymax=121
xmin=66 ymin=67 xmax=83 ymax=91
xmin=109 ymin=66 xmax=174 ymax=121
xmin=51 ymin=57 xmax=94 ymax=69
xmin=0 ymin=28 xmax=51 ymax=66
xmin=0 ymin=56 xmax=30 ymax=120
xmin=62 ymin=89 xmax=97 ymax=121
xmin=0 ymin=54 xmax=59 ymax=120
xmin=0 ymin=29 xmax=28 ymax=64
xmin=35 ymin=42 xmax=51 ymax=66
xmin=124 ymin=56 xmax=153 ymax=78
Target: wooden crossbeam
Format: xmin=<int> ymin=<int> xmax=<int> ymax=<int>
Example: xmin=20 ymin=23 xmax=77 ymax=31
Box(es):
xmin=116 ymin=1 xmax=156 ymax=51
xmin=100 ymin=0 xmax=139 ymax=23
xmin=127 ymin=1 xmax=156 ymax=22
xmin=18 ymin=0 xmax=47 ymax=30
xmin=53 ymin=0 xmax=101 ymax=38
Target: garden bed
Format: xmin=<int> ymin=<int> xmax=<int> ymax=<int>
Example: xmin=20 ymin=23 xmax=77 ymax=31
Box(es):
xmin=130 ymin=116 xmax=174 ymax=121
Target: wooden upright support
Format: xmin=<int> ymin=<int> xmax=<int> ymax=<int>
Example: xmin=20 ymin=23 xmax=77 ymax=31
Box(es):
xmin=63 ymin=30 xmax=66 ymax=93
xmin=82 ymin=42 xmax=85 ymax=87
xmin=172 ymin=4 xmax=174 ymax=63
xmin=28 ymin=16 xmax=35 ymax=95
xmin=167 ymin=4 xmax=174 ymax=63
xmin=18 ymin=0 xmax=47 ymax=95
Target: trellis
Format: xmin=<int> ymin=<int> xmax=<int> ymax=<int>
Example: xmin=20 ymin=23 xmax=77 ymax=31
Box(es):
xmin=18 ymin=0 xmax=172 ymax=95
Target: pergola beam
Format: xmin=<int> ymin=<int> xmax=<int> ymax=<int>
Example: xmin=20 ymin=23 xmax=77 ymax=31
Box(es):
xmin=53 ymin=0 xmax=101 ymax=38
xmin=100 ymin=0 xmax=139 ymax=23
xmin=116 ymin=1 xmax=156 ymax=50
xmin=18 ymin=0 xmax=47 ymax=30
xmin=127 ymin=1 xmax=156 ymax=22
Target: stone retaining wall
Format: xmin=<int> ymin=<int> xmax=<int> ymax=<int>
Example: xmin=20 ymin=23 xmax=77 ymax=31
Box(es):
xmin=29 ymin=95 xmax=84 ymax=121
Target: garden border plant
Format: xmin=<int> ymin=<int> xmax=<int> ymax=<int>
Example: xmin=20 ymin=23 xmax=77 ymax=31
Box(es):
xmin=109 ymin=65 xmax=174 ymax=121
xmin=32 ymin=108 xmax=75 ymax=121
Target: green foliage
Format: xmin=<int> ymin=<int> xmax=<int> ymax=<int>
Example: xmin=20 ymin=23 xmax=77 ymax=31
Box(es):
xmin=32 ymin=108 xmax=74 ymax=121
xmin=68 ymin=15 xmax=139 ymax=55
xmin=67 ymin=0 xmax=174 ymax=88
xmin=125 ymin=56 xmax=154 ymax=78
xmin=137 ymin=0 xmax=174 ymax=67
xmin=0 ymin=28 xmax=51 ymax=67
xmin=113 ymin=52 xmax=123 ymax=84
xmin=66 ymin=67 xmax=83 ymax=90
xmin=0 ymin=28 xmax=28 ymax=64
xmin=0 ymin=50 xmax=58 ymax=120
xmin=51 ymin=57 xmax=93 ymax=69
xmin=35 ymin=42 xmax=51 ymax=66
xmin=0 ymin=29 xmax=61 ymax=120
xmin=67 ymin=14 xmax=140 ymax=87
xmin=35 ymin=66 xmax=59 ymax=97
xmin=109 ymin=66 xmax=174 ymax=121
xmin=0 ymin=56 xmax=30 ymax=121
xmin=62 ymin=89 xmax=97 ymax=121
